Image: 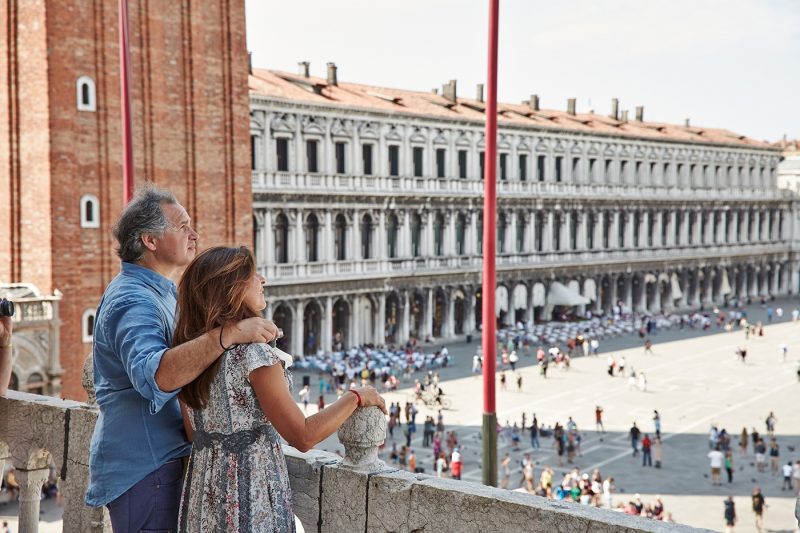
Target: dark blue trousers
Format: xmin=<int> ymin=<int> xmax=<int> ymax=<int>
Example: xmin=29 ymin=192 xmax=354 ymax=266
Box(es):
xmin=107 ymin=459 xmax=183 ymax=533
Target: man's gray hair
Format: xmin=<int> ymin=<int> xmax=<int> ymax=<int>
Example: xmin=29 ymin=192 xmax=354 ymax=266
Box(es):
xmin=113 ymin=184 xmax=178 ymax=263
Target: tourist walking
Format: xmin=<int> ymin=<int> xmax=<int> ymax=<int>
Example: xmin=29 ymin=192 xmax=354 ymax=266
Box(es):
xmin=751 ymin=486 xmax=767 ymax=532
xmin=725 ymin=451 xmax=734 ymax=484
xmin=653 ymin=410 xmax=661 ymax=438
xmin=450 ymin=448 xmax=463 ymax=480
xmin=782 ymin=461 xmax=794 ymax=491
xmin=629 ymin=422 xmax=641 ymax=457
xmin=723 ymin=496 xmax=736 ymax=533
xmin=595 ymin=406 xmax=605 ymax=433
xmin=709 ymin=445 xmax=724 ymax=486
xmin=641 ymin=434 xmax=653 ymax=467
xmin=769 ymin=438 xmax=780 ymax=475
xmin=739 ymin=427 xmax=748 ymax=456
xmin=653 ymin=436 xmax=663 ymax=468
xmin=530 ymin=415 xmax=540 ymax=449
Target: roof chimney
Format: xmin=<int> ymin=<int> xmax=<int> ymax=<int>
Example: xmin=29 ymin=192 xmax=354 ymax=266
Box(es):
xmin=326 ymin=62 xmax=338 ymax=86
xmin=621 ymin=110 xmax=629 ymax=122
xmin=610 ymin=98 xmax=619 ymax=120
xmin=298 ymin=61 xmax=310 ymax=78
xmin=476 ymin=83 xmax=484 ymax=103
xmin=529 ymin=94 xmax=540 ymax=111
xmin=684 ymin=118 xmax=690 ymax=127
xmin=442 ymin=79 xmax=457 ymax=103
xmin=248 ymin=52 xmax=253 ymax=75
xmin=635 ymin=106 xmax=644 ymax=122
xmin=567 ymin=98 xmax=576 ymax=116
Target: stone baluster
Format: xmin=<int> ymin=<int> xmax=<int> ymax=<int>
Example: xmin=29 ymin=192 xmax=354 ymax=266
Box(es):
xmin=15 ymin=467 xmax=51 ymax=533
xmin=337 ymin=406 xmax=387 ymax=472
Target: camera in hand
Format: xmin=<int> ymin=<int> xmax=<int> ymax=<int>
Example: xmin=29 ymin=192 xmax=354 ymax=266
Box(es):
xmin=0 ymin=298 xmax=15 ymax=318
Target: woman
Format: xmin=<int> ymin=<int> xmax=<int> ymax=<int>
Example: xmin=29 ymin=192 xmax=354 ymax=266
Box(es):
xmin=653 ymin=436 xmax=663 ymax=468
xmin=724 ymin=450 xmax=734 ymax=483
xmin=175 ymin=247 xmax=385 ymax=532
xmin=739 ymin=427 xmax=748 ymax=456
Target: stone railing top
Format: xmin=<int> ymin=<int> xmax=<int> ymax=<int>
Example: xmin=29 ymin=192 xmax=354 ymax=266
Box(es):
xmin=1 ymin=392 xmax=716 ymax=533
xmin=282 ymin=445 xmax=714 ymax=533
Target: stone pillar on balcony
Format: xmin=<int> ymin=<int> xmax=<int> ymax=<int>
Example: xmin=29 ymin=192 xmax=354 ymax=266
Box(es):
xmin=704 ymin=211 xmax=715 ymax=245
xmin=16 ymin=467 xmax=50 ymax=533
xmin=679 ymin=211 xmax=689 ymax=246
xmin=560 ymin=210 xmax=571 ymax=251
xmin=424 ymin=210 xmax=435 ymax=256
xmin=322 ymin=296 xmax=333 ymax=352
xmin=593 ymin=212 xmax=604 ymax=252
xmin=508 ymin=211 xmax=519 ymax=255
xmin=717 ymin=212 xmax=727 ymax=244
xmin=609 ymin=211 xmax=620 ymax=250
xmin=375 ymin=293 xmax=387 ymax=346
xmin=639 ymin=211 xmax=649 ymax=248
xmin=751 ymin=211 xmax=760 ymax=242
xmin=293 ymin=300 xmax=304 ymax=356
xmin=254 ymin=211 xmax=266 ymax=266
xmin=400 ymin=210 xmax=411 ymax=257
xmin=791 ymin=261 xmax=800 ymax=296
xmin=526 ymin=210 xmax=536 ymax=252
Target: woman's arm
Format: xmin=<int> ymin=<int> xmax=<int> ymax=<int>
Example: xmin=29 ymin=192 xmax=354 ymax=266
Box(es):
xmin=250 ymin=363 xmax=386 ymax=453
xmin=0 ymin=316 xmax=12 ymax=396
xmin=179 ymin=400 xmax=194 ymax=441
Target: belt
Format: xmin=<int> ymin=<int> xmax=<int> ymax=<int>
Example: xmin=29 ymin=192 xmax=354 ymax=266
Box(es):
xmin=192 ymin=424 xmax=277 ymax=453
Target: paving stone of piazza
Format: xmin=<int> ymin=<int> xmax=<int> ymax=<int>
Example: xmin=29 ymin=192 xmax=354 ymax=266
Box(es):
xmin=302 ymin=297 xmax=800 ymax=532
xmin=3 ymin=299 xmax=800 ymax=532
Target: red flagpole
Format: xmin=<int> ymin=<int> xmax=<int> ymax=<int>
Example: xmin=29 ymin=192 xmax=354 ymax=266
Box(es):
xmin=481 ymin=0 xmax=499 ymax=487
xmin=119 ymin=0 xmax=134 ymax=204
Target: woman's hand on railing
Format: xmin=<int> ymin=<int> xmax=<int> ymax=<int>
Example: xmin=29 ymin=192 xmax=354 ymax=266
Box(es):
xmin=350 ymin=386 xmax=388 ymax=415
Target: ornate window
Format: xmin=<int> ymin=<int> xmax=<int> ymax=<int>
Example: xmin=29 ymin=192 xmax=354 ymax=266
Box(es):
xmin=433 ymin=213 xmax=444 ymax=256
xmin=387 ymin=214 xmax=399 ymax=258
xmin=410 ymin=213 xmax=422 ymax=257
xmin=334 ymin=214 xmax=347 ymax=260
xmin=361 ymin=214 xmax=373 ymax=259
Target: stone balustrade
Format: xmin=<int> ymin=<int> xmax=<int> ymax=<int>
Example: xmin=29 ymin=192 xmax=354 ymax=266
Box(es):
xmin=0 ymin=393 xmax=709 ymax=532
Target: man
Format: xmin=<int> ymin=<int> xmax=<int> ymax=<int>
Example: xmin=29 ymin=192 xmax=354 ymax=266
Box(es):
xmin=629 ymin=422 xmax=641 ymax=457
xmin=641 ymin=434 xmax=652 ymax=467
xmin=85 ymin=186 xmax=279 ymax=532
xmin=708 ymin=445 xmax=725 ymax=486
xmin=751 ymin=486 xmax=767 ymax=532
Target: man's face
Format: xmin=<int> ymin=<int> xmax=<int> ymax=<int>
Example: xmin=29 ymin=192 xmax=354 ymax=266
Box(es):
xmin=153 ymin=202 xmax=198 ymax=268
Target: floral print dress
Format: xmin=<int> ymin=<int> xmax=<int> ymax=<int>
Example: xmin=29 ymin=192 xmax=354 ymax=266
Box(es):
xmin=178 ymin=343 xmax=295 ymax=532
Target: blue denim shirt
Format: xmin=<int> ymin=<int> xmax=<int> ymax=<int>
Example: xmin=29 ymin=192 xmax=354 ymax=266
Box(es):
xmin=85 ymin=262 xmax=191 ymax=507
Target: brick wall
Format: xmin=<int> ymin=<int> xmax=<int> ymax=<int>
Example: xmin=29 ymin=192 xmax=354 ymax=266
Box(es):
xmin=1 ymin=0 xmax=252 ymax=399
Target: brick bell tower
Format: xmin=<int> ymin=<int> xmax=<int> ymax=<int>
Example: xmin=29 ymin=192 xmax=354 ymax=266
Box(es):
xmin=0 ymin=0 xmax=253 ymax=399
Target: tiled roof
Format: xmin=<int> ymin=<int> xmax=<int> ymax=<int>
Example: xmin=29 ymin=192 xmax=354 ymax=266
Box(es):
xmin=250 ymin=69 xmax=776 ymax=151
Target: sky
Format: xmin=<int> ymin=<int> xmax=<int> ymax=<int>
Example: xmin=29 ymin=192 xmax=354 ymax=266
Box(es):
xmin=245 ymin=0 xmax=800 ymax=143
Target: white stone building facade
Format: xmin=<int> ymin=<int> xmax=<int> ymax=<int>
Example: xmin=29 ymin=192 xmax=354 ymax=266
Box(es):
xmin=249 ymin=68 xmax=797 ymax=355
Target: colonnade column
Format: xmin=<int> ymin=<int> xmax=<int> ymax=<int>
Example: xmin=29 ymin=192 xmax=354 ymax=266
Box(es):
xmin=376 ymin=293 xmax=387 ymax=346
xmin=323 ymin=211 xmax=333 ymax=261
xmin=624 ymin=276 xmax=633 ymax=310
xmin=445 ymin=292 xmax=455 ymax=338
xmin=15 ymin=466 xmax=50 ymax=533
xmin=399 ymin=291 xmax=410 ymax=344
xmin=624 ymin=212 xmax=635 ymax=248
xmin=665 ymin=211 xmax=676 ymax=246
xmin=351 ymin=209 xmax=362 ymax=261
xmin=350 ymin=295 xmax=361 ymax=347
xmin=544 ymin=212 xmax=554 ymax=252
xmin=377 ymin=211 xmax=387 ymax=260
xmin=422 ymin=288 xmax=434 ymax=340
xmin=577 ymin=211 xmax=588 ymax=250
xmin=465 ymin=289 xmax=476 ymax=334
xmin=468 ymin=211 xmax=479 ymax=255
xmin=322 ymin=297 xmax=333 ymax=352
xmin=293 ymin=300 xmax=304 ymax=356
xmin=401 ymin=211 xmax=412 ymax=257
xmin=294 ymin=210 xmax=304 ymax=263
xmin=264 ymin=210 xmax=274 ymax=265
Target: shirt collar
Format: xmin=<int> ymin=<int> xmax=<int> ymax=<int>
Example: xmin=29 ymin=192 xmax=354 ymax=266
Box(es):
xmin=120 ymin=262 xmax=177 ymax=298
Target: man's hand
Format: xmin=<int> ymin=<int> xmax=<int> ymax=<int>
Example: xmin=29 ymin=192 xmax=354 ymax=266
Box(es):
xmin=223 ymin=318 xmax=280 ymax=346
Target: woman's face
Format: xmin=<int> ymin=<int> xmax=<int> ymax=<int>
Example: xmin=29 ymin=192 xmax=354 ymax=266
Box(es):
xmin=244 ymin=271 xmax=267 ymax=312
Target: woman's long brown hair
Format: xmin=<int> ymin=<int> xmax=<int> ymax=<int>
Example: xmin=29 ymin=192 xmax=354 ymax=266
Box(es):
xmin=175 ymin=246 xmax=259 ymax=409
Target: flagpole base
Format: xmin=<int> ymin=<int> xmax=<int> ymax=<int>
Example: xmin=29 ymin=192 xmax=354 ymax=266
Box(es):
xmin=482 ymin=412 xmax=498 ymax=487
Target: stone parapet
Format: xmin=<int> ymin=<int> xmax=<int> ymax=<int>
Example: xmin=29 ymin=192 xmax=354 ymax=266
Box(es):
xmin=1 ymin=394 xmax=709 ymax=532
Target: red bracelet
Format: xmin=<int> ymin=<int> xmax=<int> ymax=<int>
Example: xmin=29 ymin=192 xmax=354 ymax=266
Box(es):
xmin=349 ymin=389 xmax=362 ymax=407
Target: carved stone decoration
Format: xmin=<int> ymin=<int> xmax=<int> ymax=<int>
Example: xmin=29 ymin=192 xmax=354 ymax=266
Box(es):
xmin=337 ymin=406 xmax=386 ymax=472
xmin=82 ymin=353 xmax=96 ymax=405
